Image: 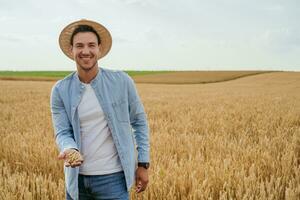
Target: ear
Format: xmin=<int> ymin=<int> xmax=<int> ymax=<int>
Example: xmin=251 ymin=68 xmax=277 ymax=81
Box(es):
xmin=69 ymin=46 xmax=74 ymax=57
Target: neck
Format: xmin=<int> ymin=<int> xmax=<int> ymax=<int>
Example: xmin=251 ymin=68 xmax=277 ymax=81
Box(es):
xmin=77 ymin=63 xmax=99 ymax=84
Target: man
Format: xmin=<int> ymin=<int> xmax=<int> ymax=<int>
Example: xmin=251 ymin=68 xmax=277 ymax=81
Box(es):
xmin=50 ymin=19 xmax=150 ymax=200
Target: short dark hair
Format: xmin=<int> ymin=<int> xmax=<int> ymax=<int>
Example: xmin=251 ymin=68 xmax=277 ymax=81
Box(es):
xmin=70 ymin=25 xmax=101 ymax=45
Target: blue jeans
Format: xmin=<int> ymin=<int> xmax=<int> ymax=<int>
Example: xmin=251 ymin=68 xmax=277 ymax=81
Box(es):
xmin=66 ymin=171 xmax=129 ymax=200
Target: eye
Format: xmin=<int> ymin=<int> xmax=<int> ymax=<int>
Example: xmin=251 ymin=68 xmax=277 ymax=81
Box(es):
xmin=75 ymin=44 xmax=83 ymax=48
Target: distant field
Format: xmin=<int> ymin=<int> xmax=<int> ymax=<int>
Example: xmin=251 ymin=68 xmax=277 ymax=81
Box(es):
xmin=0 ymin=70 xmax=169 ymax=81
xmin=132 ymin=71 xmax=275 ymax=84
xmin=0 ymin=70 xmax=274 ymax=84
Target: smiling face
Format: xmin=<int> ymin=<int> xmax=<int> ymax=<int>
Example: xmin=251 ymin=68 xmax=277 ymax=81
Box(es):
xmin=71 ymin=32 xmax=101 ymax=72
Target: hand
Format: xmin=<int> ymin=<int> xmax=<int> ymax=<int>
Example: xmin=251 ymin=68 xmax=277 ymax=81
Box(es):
xmin=58 ymin=149 xmax=84 ymax=168
xmin=135 ymin=167 xmax=149 ymax=193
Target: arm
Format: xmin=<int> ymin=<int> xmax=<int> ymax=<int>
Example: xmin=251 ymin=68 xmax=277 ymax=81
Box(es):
xmin=50 ymin=84 xmax=78 ymax=153
xmin=126 ymin=75 xmax=150 ymax=163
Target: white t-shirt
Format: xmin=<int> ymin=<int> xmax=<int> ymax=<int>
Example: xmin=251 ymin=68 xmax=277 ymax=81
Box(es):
xmin=78 ymin=83 xmax=123 ymax=175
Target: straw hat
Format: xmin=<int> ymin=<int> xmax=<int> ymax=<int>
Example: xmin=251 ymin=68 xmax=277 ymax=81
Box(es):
xmin=59 ymin=19 xmax=112 ymax=60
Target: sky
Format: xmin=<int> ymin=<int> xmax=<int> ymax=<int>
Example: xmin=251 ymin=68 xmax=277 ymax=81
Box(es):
xmin=0 ymin=0 xmax=299 ymax=71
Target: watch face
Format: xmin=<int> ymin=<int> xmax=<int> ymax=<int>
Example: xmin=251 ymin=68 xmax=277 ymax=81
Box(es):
xmin=138 ymin=163 xmax=150 ymax=169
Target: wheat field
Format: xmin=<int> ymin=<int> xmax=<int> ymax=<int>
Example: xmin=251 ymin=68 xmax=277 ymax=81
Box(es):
xmin=131 ymin=71 xmax=269 ymax=84
xmin=0 ymin=72 xmax=299 ymax=199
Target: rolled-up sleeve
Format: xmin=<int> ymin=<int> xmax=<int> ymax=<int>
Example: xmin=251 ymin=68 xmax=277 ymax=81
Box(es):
xmin=50 ymin=84 xmax=78 ymax=152
xmin=126 ymin=74 xmax=150 ymax=163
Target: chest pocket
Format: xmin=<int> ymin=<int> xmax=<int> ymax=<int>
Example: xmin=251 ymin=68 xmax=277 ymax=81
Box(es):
xmin=112 ymin=99 xmax=130 ymax=123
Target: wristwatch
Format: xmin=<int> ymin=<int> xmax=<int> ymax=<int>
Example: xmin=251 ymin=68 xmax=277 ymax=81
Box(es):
xmin=138 ymin=162 xmax=150 ymax=169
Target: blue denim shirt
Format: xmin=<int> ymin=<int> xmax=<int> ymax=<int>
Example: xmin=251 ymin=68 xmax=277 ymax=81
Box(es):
xmin=50 ymin=67 xmax=150 ymax=200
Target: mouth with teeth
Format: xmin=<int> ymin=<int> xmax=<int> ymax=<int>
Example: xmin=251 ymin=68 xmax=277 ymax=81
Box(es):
xmin=76 ymin=53 xmax=97 ymax=71
xmin=79 ymin=54 xmax=95 ymax=63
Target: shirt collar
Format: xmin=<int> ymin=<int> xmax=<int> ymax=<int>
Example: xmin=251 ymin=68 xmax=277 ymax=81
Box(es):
xmin=73 ymin=67 xmax=103 ymax=88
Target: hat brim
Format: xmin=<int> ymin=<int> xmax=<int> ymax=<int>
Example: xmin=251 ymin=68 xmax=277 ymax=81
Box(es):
xmin=59 ymin=19 xmax=112 ymax=60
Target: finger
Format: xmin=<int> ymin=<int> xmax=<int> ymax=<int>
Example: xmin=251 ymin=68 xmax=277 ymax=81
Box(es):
xmin=70 ymin=161 xmax=83 ymax=168
xmin=135 ymin=182 xmax=142 ymax=193
xmin=135 ymin=177 xmax=139 ymax=186
xmin=142 ymin=180 xmax=148 ymax=187
xmin=136 ymin=187 xmax=144 ymax=193
xmin=136 ymin=179 xmax=142 ymax=188
xmin=65 ymin=162 xmax=71 ymax=167
xmin=136 ymin=185 xmax=146 ymax=193
xmin=58 ymin=152 xmax=66 ymax=160
xmin=140 ymin=183 xmax=147 ymax=192
xmin=136 ymin=181 xmax=148 ymax=193
xmin=135 ymin=175 xmax=139 ymax=181
xmin=135 ymin=186 xmax=142 ymax=193
xmin=72 ymin=161 xmax=83 ymax=167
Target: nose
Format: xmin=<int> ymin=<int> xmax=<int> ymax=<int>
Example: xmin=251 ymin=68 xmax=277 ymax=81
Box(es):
xmin=82 ymin=46 xmax=90 ymax=55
